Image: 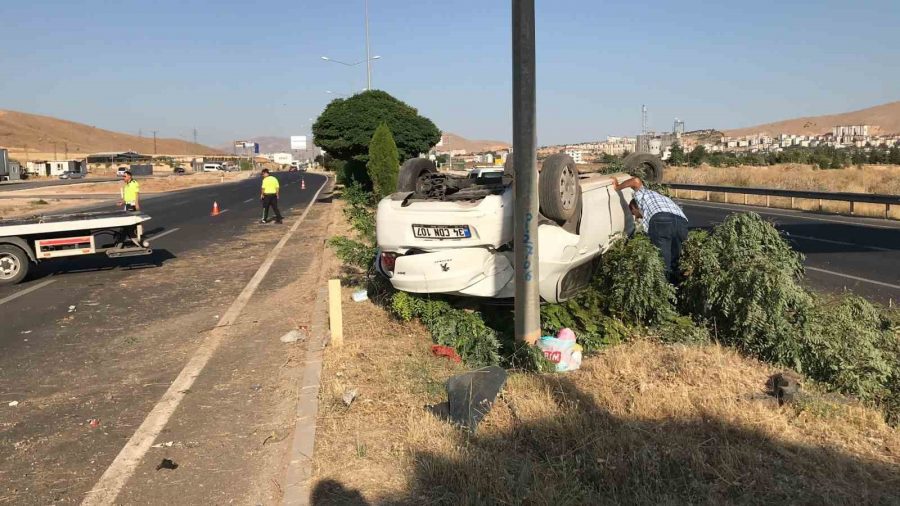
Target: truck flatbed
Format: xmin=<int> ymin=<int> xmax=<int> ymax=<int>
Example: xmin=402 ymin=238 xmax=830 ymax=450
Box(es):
xmin=0 ymin=210 xmax=153 ymax=285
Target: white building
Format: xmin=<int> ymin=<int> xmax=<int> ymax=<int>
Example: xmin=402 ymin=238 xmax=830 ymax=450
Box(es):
xmin=266 ymin=152 xmax=294 ymax=165
xmin=564 ymin=149 xmax=585 ymax=164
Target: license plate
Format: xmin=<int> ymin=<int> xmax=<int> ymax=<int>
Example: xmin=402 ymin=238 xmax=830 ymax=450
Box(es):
xmin=412 ymin=224 xmax=471 ymax=239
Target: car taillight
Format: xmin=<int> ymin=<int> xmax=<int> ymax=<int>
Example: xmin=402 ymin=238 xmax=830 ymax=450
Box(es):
xmin=380 ymin=252 xmax=398 ymax=274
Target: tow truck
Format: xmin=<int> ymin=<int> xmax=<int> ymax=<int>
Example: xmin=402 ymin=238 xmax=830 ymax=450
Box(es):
xmin=0 ymin=211 xmax=153 ymax=285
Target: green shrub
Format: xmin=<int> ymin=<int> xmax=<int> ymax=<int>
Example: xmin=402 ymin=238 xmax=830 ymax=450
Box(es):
xmin=805 ymin=295 xmax=899 ymax=404
xmin=390 ymin=292 xmax=501 ymax=368
xmin=595 ymin=234 xmax=676 ymax=326
xmin=327 ymin=236 xmax=376 ymax=270
xmin=328 ymin=182 xmax=377 ymax=268
xmin=652 ymin=314 xmax=710 ymax=345
xmin=679 ymin=213 xmax=813 ymax=369
xmin=366 ymin=123 xmax=400 ymax=199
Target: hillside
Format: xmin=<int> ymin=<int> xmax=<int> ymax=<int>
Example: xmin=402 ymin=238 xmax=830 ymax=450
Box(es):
xmin=439 ymin=132 xmax=510 ymax=153
xmin=726 ymin=101 xmax=900 ymax=137
xmin=0 ymin=110 xmax=222 ymax=156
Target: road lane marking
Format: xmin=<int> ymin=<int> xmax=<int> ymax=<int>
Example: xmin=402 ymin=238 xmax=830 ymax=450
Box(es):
xmin=147 ymin=228 xmax=180 ymax=241
xmin=244 ymin=198 xmax=254 ymax=203
xmin=805 ymin=266 xmax=900 ymax=290
xmin=82 ymin=177 xmax=329 ymax=506
xmin=786 ymin=234 xmax=893 ymax=252
xmin=678 ymin=200 xmax=900 ymax=230
xmin=213 ymin=209 xmax=230 ymax=215
xmin=0 ymin=278 xmax=57 ymax=307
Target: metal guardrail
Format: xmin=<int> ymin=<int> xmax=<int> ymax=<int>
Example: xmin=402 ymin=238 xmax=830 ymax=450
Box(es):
xmin=666 ymin=183 xmax=900 ymax=218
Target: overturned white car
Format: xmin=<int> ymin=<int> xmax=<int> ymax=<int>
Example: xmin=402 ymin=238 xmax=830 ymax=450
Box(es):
xmin=374 ymin=153 xmax=662 ymax=303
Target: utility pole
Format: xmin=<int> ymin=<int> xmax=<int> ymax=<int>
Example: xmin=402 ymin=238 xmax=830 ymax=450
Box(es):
xmin=152 ymin=131 xmax=158 ymax=155
xmin=64 ymin=142 xmax=68 ymax=160
xmin=365 ymin=0 xmax=372 ymax=90
xmin=53 ymin=142 xmax=58 ymax=161
xmin=512 ymin=0 xmax=540 ymax=345
xmin=193 ymin=128 xmax=198 ymax=145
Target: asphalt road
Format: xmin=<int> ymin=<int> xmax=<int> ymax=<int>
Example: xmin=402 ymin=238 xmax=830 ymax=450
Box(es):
xmin=679 ymin=199 xmax=900 ymax=306
xmin=0 ymin=171 xmax=329 ymax=502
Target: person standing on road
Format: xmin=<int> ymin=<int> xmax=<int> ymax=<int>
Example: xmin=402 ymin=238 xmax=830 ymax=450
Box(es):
xmin=118 ymin=171 xmax=141 ymax=212
xmin=613 ymin=176 xmax=688 ymax=283
xmin=260 ymin=169 xmax=283 ymax=224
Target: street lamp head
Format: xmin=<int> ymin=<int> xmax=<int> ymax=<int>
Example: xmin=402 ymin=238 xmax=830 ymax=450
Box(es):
xmin=320 ymin=56 xmax=330 ymax=61
xmin=371 ymin=55 xmax=381 ymax=60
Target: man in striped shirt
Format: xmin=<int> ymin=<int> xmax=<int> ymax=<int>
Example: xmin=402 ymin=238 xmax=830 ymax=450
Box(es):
xmin=613 ymin=176 xmax=689 ymax=283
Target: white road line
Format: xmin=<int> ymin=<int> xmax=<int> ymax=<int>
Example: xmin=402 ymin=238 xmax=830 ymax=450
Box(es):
xmin=678 ymin=200 xmax=900 ymax=230
xmin=213 ymin=208 xmax=230 ymax=215
xmin=786 ymin=234 xmax=893 ymax=252
xmin=82 ymin=177 xmax=329 ymax=506
xmin=0 ymin=278 xmax=57 ymax=306
xmin=147 ymin=227 xmax=180 ymax=241
xmin=243 ymin=198 xmax=254 ymax=203
xmin=805 ymin=266 xmax=900 ymax=290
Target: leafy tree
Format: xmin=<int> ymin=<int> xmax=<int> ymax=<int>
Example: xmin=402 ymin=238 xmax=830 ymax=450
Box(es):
xmin=890 ymin=147 xmax=900 ymax=165
xmin=687 ymin=145 xmax=707 ymax=167
xmin=668 ymin=143 xmax=685 ymax=166
xmin=313 ymin=90 xmax=441 ymax=165
xmin=367 ymin=123 xmax=400 ymax=198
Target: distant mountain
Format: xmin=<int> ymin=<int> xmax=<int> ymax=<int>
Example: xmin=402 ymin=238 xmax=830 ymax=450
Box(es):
xmin=0 ymin=110 xmax=222 ymax=156
xmin=439 ymin=132 xmax=510 ymax=153
xmin=726 ymin=101 xmax=900 ymax=137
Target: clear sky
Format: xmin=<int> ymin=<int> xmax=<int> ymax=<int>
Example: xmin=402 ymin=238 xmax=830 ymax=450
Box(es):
xmin=1 ymin=0 xmax=897 ymax=147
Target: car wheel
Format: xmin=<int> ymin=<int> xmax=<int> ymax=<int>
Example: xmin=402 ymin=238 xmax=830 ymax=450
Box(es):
xmin=623 ymin=153 xmax=664 ymax=182
xmin=539 ymin=153 xmax=580 ymax=223
xmin=397 ymin=158 xmax=437 ymax=192
xmin=0 ymin=245 xmax=30 ymax=286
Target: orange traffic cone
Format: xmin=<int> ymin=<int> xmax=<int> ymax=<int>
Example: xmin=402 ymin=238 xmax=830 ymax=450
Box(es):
xmin=301 ymin=178 xmax=306 ymax=190
xmin=211 ymin=201 xmax=220 ymax=216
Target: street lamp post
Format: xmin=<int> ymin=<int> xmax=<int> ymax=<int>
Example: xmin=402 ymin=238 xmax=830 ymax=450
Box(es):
xmin=320 ymin=55 xmax=381 ymax=90
xmin=365 ymin=0 xmax=371 ymax=90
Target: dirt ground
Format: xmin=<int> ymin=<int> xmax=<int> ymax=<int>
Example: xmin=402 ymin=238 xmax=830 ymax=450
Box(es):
xmin=0 ymin=198 xmax=109 ymax=220
xmin=10 ymin=172 xmax=252 ymax=197
xmin=309 ymin=206 xmax=900 ymax=504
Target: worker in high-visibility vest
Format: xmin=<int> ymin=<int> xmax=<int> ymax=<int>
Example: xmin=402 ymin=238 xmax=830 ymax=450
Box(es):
xmin=259 ymin=168 xmax=283 ymax=224
xmin=118 ymin=171 xmax=141 ymax=212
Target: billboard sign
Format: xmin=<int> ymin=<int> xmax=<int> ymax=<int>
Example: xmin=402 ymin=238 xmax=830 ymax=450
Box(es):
xmin=290 ymin=135 xmax=307 ymax=150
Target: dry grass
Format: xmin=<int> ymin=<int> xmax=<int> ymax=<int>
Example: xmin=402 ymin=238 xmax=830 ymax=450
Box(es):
xmin=311 ymin=302 xmax=900 ymax=505
xmin=666 ymin=163 xmax=900 ymax=195
xmin=0 ymin=197 xmax=108 ymax=220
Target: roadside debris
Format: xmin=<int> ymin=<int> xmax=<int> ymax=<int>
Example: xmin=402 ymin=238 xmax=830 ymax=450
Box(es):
xmin=768 ymin=372 xmax=803 ymax=405
xmin=351 ymin=289 xmax=368 ymax=302
xmin=280 ymin=329 xmax=307 ymax=344
xmin=156 ymin=458 xmax=178 ymax=471
xmin=428 ymin=365 xmax=507 ymax=433
xmin=68 ymin=305 xmax=77 ymax=313
xmin=8 ymin=400 xmax=19 ymax=407
xmin=431 ymin=344 xmax=462 ymax=363
xmin=536 ymin=328 xmax=583 ymax=372
xmin=151 ymin=441 xmax=174 ymax=448
xmin=250 ymin=384 xmax=262 ymax=392
xmin=341 ymin=388 xmax=358 ymax=407
xmin=88 ymin=418 xmax=100 ymax=428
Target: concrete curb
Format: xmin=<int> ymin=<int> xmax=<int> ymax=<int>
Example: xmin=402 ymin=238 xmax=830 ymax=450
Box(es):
xmin=282 ymin=176 xmax=336 ymax=506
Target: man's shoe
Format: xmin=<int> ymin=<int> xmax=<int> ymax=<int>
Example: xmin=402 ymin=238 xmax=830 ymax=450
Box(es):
xmin=259 ymin=219 xmax=268 ymax=224
xmin=275 ymin=219 xmax=283 ymax=224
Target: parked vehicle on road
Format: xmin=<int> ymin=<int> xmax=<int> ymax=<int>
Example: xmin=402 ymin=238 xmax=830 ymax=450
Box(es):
xmin=59 ymin=171 xmax=85 ymax=180
xmin=0 ymin=211 xmax=153 ymax=285
xmin=374 ymin=154 xmax=657 ymax=303
xmin=116 ymin=166 xmax=129 ymax=177
xmin=173 ymin=166 xmax=187 ymax=174
xmin=202 ymin=163 xmax=225 ymax=172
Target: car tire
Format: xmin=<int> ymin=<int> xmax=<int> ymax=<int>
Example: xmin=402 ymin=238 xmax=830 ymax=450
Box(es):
xmin=623 ymin=153 xmax=664 ymax=182
xmin=397 ymin=158 xmax=437 ymax=192
xmin=0 ymin=244 xmax=30 ymax=286
xmin=539 ymin=153 xmax=581 ymax=223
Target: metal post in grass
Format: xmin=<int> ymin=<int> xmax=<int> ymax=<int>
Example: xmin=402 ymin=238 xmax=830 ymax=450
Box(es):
xmin=512 ymin=0 xmax=540 ymax=345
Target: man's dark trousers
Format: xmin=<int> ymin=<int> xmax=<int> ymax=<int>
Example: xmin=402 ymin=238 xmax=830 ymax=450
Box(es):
xmin=648 ymin=212 xmax=689 ymax=283
xmin=262 ymin=194 xmax=283 ymax=223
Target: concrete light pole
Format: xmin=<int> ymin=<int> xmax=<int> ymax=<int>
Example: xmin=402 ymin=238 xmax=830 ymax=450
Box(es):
xmin=512 ymin=0 xmax=540 ymax=345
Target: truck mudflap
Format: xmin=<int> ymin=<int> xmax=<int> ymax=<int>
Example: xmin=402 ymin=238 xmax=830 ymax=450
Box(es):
xmin=389 ymin=248 xmax=514 ymax=297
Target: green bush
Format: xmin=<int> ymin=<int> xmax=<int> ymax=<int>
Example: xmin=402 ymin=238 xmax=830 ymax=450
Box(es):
xmin=390 ymin=292 xmax=501 ymax=368
xmin=679 ymin=213 xmax=813 ymax=369
xmin=367 ymin=123 xmax=400 ymax=199
xmin=595 ymin=234 xmax=676 ymax=326
xmin=327 ymin=182 xmax=377 ymax=269
xmin=327 ymin=236 xmax=376 ymax=270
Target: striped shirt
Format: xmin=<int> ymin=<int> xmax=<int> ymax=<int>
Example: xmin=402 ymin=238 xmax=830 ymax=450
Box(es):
xmin=633 ymin=188 xmax=687 ymax=231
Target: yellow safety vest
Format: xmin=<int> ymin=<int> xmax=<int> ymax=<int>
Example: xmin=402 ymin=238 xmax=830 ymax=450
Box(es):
xmin=261 ymin=175 xmax=280 ymax=195
xmin=122 ymin=180 xmax=140 ymax=203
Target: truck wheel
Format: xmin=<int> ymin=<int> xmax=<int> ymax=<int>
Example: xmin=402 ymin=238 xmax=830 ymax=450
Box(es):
xmin=539 ymin=153 xmax=580 ymax=223
xmin=0 ymin=245 xmax=30 ymax=286
xmin=397 ymin=158 xmax=437 ymax=192
xmin=623 ymin=153 xmax=664 ymax=182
